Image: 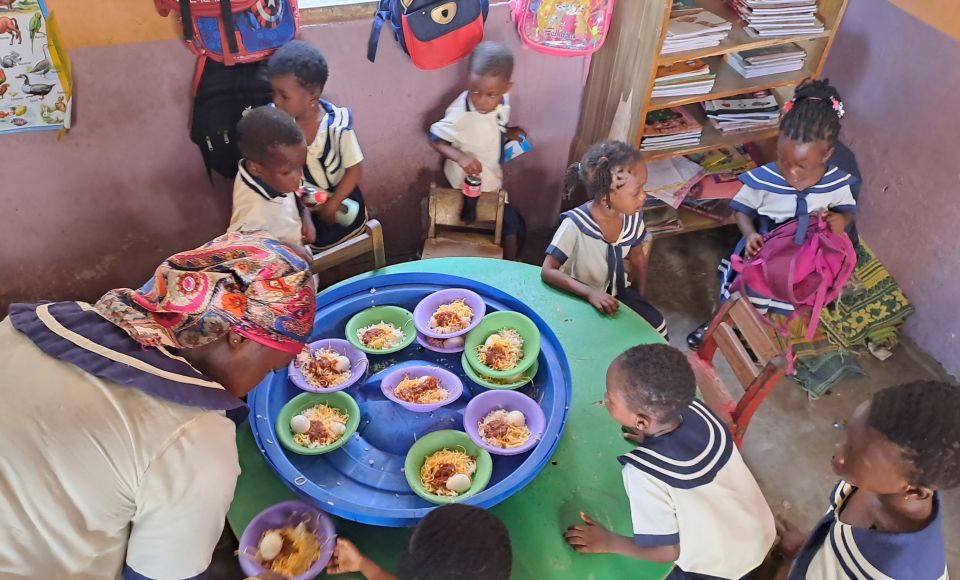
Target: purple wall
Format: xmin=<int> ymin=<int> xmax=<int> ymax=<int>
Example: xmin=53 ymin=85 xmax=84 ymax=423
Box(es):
xmin=824 ymin=0 xmax=960 ymax=376
xmin=0 ymin=6 xmax=585 ymax=315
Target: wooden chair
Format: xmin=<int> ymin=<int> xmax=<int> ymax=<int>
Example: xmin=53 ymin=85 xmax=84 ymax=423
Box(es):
xmin=310 ymin=219 xmax=386 ymax=275
xmin=422 ymin=185 xmax=505 ymax=260
xmin=687 ymin=292 xmax=786 ymax=447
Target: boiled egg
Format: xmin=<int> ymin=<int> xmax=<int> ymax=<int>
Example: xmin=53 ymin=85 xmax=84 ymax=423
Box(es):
xmin=258 ymin=530 xmax=284 ymax=560
xmin=506 ymin=410 xmax=526 ymax=427
xmin=290 ymin=415 xmax=311 ymax=434
xmin=483 ymin=335 xmax=499 ymax=348
xmin=443 ymin=336 xmax=465 ymax=349
xmin=445 ymin=473 xmax=472 ymax=493
xmin=333 ymin=355 xmax=351 ymax=373
xmin=330 ymin=421 xmax=347 ymax=436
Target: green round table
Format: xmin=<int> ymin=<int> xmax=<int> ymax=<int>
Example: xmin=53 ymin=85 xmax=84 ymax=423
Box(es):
xmin=228 ymin=258 xmax=669 ymax=579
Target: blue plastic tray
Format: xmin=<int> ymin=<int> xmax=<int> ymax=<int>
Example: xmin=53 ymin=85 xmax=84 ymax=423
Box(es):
xmin=248 ymin=273 xmax=571 ymax=527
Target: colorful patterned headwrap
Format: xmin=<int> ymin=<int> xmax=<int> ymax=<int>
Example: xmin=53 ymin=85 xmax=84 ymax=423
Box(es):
xmin=94 ymin=231 xmax=316 ymax=354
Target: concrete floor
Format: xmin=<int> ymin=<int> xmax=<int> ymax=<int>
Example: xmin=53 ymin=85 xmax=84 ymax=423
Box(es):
xmin=645 ymin=227 xmax=960 ymax=571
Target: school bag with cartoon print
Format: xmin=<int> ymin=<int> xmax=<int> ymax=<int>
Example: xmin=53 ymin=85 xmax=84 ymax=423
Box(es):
xmin=155 ymin=0 xmax=300 ymax=65
xmin=510 ymin=0 xmax=615 ymax=56
xmin=367 ymin=0 xmax=489 ymax=70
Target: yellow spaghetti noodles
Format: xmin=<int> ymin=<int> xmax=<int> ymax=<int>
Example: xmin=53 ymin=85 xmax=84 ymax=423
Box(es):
xmin=257 ymin=523 xmax=321 ymax=577
xmin=476 ymin=328 xmax=524 ymax=372
xmin=295 ymin=348 xmax=352 ymax=389
xmin=357 ymin=321 xmax=404 ymax=350
xmin=428 ymin=299 xmax=474 ymax=334
xmin=420 ymin=447 xmax=477 ymax=496
xmin=293 ymin=404 xmax=350 ymax=448
xmin=393 ymin=375 xmax=450 ymax=404
xmin=478 ymin=410 xmax=531 ymax=449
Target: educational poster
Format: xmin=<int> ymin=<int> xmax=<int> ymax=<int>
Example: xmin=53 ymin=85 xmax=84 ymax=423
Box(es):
xmin=0 ymin=0 xmax=71 ymax=135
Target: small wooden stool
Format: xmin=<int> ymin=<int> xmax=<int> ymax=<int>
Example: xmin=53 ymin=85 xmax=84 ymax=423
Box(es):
xmin=422 ymin=185 xmax=505 ymax=260
xmin=310 ymin=219 xmax=386 ymax=275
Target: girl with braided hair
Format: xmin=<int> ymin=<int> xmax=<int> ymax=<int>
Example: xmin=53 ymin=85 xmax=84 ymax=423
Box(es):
xmin=689 ymin=79 xmax=859 ymax=349
xmin=541 ymin=140 xmax=669 ymax=339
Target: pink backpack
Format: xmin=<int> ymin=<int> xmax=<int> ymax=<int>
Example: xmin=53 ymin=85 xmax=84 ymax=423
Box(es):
xmin=731 ymin=215 xmax=856 ymax=369
xmin=510 ymin=0 xmax=615 ymax=56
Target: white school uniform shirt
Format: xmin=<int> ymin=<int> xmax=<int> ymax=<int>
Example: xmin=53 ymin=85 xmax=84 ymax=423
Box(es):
xmin=0 ymin=312 xmax=240 ymax=579
xmin=303 ymin=100 xmax=364 ymax=192
xmin=619 ymin=400 xmax=776 ymax=578
xmin=545 ymin=203 xmax=647 ymax=297
xmin=430 ymin=91 xmax=510 ymax=192
xmin=228 ymin=160 xmax=303 ymax=247
xmin=729 ymin=163 xmax=858 ymax=224
xmin=789 ymin=482 xmax=948 ymax=580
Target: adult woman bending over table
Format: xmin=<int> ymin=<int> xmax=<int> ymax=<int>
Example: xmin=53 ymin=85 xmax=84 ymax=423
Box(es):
xmin=0 ymin=232 xmax=316 ymax=579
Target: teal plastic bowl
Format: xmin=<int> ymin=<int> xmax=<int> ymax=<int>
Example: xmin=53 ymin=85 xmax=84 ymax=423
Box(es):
xmin=464 ymin=311 xmax=541 ymax=379
xmin=345 ymin=306 xmax=416 ymax=355
xmin=404 ymin=430 xmax=493 ymax=505
xmin=276 ymin=392 xmax=361 ymax=455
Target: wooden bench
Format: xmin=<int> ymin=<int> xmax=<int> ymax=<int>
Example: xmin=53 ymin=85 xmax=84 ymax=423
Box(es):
xmin=310 ymin=219 xmax=386 ymax=275
xmin=422 ymin=186 xmax=505 ymax=260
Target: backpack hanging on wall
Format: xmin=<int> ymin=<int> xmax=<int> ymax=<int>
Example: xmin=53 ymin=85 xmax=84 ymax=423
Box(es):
xmin=510 ymin=0 xmax=614 ymax=56
xmin=155 ymin=0 xmax=300 ymax=65
xmin=368 ymin=0 xmax=490 ymax=70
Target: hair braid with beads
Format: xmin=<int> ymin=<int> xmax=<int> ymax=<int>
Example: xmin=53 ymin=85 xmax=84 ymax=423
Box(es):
xmin=780 ymin=78 xmax=844 ymax=146
xmin=565 ymin=140 xmax=643 ymax=205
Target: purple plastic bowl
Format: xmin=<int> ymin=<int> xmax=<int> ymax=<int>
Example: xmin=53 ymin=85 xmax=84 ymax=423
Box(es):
xmin=288 ymin=339 xmax=368 ymax=393
xmin=413 ymin=288 xmax=486 ymax=339
xmin=416 ymin=332 xmax=466 ymax=354
xmin=463 ymin=390 xmax=547 ymax=456
xmin=238 ymin=500 xmax=336 ymax=580
xmin=380 ymin=365 xmax=464 ymax=412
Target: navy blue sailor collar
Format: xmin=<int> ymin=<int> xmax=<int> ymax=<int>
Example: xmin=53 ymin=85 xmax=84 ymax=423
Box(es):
xmin=238 ymin=159 xmax=288 ymax=201
xmin=739 ymin=162 xmax=859 ymax=195
xmin=9 ymin=302 xmax=247 ymax=417
xmin=618 ymin=400 xmax=733 ymax=489
xmin=561 ymin=202 xmax=647 ymax=297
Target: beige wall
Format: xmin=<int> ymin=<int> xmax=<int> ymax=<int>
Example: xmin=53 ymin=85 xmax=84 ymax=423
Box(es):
xmin=890 ymin=0 xmax=960 ymax=41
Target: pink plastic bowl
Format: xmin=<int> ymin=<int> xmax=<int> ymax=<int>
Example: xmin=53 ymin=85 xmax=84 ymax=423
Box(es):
xmin=413 ymin=288 xmax=486 ymax=339
xmin=463 ymin=389 xmax=546 ymax=456
xmin=380 ymin=365 xmax=464 ymax=412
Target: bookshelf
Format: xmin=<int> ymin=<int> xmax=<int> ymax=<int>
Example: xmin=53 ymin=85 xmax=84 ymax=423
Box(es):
xmin=570 ymin=0 xmax=850 ymax=239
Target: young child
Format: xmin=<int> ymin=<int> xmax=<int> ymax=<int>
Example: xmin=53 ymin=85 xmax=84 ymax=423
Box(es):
xmin=227 ymin=106 xmax=314 ymax=247
xmin=778 ymin=381 xmax=958 ymax=579
xmin=326 ymin=504 xmax=512 ymax=580
xmin=564 ymin=344 xmax=776 ymax=578
xmin=429 ymin=41 xmax=526 ymax=260
xmin=266 ymin=40 xmax=367 ymax=251
xmin=689 ymin=79 xmax=858 ymax=348
xmin=542 ymin=141 xmax=668 ymax=339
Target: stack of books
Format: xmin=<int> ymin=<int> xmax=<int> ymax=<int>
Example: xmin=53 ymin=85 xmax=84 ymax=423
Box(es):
xmin=702 ymin=90 xmax=779 ymax=134
xmin=729 ymin=0 xmax=825 ymax=37
xmin=681 ymin=144 xmax=763 ymax=220
xmin=652 ymin=59 xmax=717 ymax=98
xmin=641 ymin=108 xmax=704 ymax=151
xmin=671 ymin=0 xmax=701 ymax=16
xmin=728 ymin=43 xmax=806 ymax=78
xmin=643 ymin=202 xmax=684 ymax=235
xmin=661 ymin=9 xmax=733 ymax=54
xmin=644 ymin=155 xmax=706 ymax=208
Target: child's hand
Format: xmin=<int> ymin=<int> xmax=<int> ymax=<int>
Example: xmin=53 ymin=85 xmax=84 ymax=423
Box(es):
xmin=564 ymin=512 xmax=615 ymax=554
xmin=588 ymin=290 xmax=620 ymax=315
xmin=505 ymin=126 xmax=526 ymax=142
xmin=823 ymin=211 xmax=848 ymax=235
xmin=326 ymin=538 xmax=365 ymax=575
xmin=318 ymin=202 xmax=340 ymax=226
xmin=745 ymin=233 xmax=764 ymax=259
xmin=458 ymin=154 xmax=483 ymax=177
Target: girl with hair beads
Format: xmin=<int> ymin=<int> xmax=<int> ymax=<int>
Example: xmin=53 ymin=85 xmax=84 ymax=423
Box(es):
xmin=688 ymin=79 xmax=858 ymax=348
xmin=542 ymin=141 xmax=668 ymax=339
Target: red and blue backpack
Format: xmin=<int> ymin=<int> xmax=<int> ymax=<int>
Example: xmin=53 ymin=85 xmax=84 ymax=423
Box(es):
xmin=368 ymin=0 xmax=490 ymax=70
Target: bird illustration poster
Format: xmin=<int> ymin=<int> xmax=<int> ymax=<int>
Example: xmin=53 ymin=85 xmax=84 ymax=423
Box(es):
xmin=0 ymin=0 xmax=71 ymax=135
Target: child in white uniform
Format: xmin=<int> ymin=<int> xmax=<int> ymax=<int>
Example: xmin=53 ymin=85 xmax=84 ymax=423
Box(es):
xmin=430 ymin=41 xmax=526 ymax=260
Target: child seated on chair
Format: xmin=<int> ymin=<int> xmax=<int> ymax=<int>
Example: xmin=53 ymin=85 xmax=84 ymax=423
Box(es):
xmin=541 ymin=141 xmax=668 ymax=339
xmin=776 ymin=381 xmax=958 ymax=579
xmin=227 ymin=106 xmax=315 ymax=247
xmin=266 ymin=40 xmax=368 ymax=252
xmin=564 ymin=344 xmax=776 ymax=579
xmin=429 ymin=41 xmax=526 ymax=261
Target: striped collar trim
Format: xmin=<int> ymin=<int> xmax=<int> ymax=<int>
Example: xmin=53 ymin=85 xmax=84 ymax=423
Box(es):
xmin=618 ymin=401 xmax=733 ymax=489
xmin=561 ymin=203 xmax=646 ymax=247
xmin=237 ymin=160 xmax=287 ymax=201
xmin=9 ymin=302 xmax=245 ymax=412
xmin=740 ymin=162 xmax=858 ymax=195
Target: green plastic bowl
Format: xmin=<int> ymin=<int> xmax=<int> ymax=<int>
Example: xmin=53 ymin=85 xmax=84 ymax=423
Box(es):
xmin=404 ymin=430 xmax=493 ymax=505
xmin=345 ymin=306 xmax=416 ymax=355
xmin=276 ymin=392 xmax=361 ymax=455
xmin=461 ymin=352 xmax=539 ymax=390
xmin=463 ymin=311 xmax=541 ymax=379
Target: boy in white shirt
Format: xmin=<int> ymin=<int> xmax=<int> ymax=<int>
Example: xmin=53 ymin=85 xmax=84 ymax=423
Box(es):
xmin=565 ymin=344 xmax=776 ymax=579
xmin=228 ymin=106 xmax=314 ymax=247
xmin=429 ymin=41 xmax=526 ymax=260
